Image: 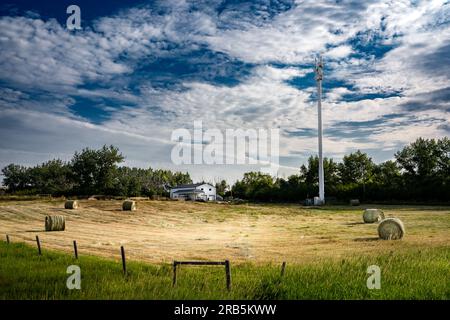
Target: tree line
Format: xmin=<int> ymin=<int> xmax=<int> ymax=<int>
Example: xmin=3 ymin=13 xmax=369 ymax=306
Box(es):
xmin=1 ymin=145 xmax=192 ymax=197
xmin=228 ymin=137 xmax=450 ymax=202
xmin=1 ymin=137 xmax=449 ymax=202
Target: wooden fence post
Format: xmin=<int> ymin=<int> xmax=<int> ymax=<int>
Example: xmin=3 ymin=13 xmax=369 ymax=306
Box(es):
xmin=172 ymin=260 xmax=230 ymax=290
xmin=36 ymin=235 xmax=41 ymax=255
xmin=121 ymin=246 xmax=127 ymax=275
xmin=280 ymin=261 xmax=286 ymax=277
xmin=173 ymin=261 xmax=178 ymax=286
xmin=225 ymin=260 xmax=231 ymax=291
xmin=6 ymin=234 xmax=9 ymax=244
xmin=73 ymin=240 xmax=78 ymax=259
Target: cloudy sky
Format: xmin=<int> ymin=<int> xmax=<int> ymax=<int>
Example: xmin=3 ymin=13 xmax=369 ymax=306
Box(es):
xmin=0 ymin=0 xmax=449 ymax=183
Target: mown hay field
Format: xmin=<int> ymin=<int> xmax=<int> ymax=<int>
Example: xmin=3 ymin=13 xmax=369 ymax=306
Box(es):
xmin=0 ymin=200 xmax=448 ymax=264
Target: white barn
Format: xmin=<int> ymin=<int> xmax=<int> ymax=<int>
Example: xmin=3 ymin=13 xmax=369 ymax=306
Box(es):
xmin=169 ymin=183 xmax=216 ymax=201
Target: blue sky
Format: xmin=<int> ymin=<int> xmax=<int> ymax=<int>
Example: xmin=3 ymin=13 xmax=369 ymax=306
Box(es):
xmin=0 ymin=0 xmax=449 ymax=183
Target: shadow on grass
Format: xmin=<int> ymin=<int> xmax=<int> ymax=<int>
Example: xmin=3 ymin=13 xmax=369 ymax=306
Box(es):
xmin=344 ymin=222 xmax=365 ymax=226
xmin=353 ymin=237 xmax=379 ymax=242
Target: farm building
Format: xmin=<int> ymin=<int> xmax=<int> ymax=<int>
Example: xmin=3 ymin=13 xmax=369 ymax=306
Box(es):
xmin=169 ymin=183 xmax=216 ymax=201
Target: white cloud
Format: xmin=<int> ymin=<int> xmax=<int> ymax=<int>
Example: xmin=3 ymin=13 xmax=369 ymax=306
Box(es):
xmin=326 ymin=45 xmax=353 ymax=59
xmin=0 ymin=17 xmax=131 ymax=93
xmin=0 ymin=0 xmax=449 ymax=183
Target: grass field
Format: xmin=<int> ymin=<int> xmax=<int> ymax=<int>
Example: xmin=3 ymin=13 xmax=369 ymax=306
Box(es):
xmin=0 ymin=241 xmax=448 ymax=299
xmin=0 ymin=200 xmax=449 ymax=299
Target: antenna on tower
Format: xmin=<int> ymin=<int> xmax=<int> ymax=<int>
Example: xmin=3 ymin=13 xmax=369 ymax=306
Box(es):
xmin=315 ymin=56 xmax=323 ymax=81
xmin=314 ymin=55 xmax=325 ymax=205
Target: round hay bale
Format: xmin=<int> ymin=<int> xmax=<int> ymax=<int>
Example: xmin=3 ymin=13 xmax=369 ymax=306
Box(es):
xmin=378 ymin=218 xmax=405 ymax=240
xmin=363 ymin=208 xmax=385 ymax=223
xmin=65 ymin=200 xmax=79 ymax=209
xmin=350 ymin=199 xmax=360 ymax=206
xmin=45 ymin=215 xmax=66 ymax=231
xmin=122 ymin=200 xmax=137 ymax=211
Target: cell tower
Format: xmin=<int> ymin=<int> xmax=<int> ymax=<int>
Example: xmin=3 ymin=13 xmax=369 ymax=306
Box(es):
xmin=315 ymin=56 xmax=325 ymax=204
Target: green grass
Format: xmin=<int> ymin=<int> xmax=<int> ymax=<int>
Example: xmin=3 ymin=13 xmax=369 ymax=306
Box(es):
xmin=0 ymin=241 xmax=448 ymax=300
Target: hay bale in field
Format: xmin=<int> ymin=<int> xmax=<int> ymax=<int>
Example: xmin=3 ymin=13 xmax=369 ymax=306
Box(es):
xmin=122 ymin=200 xmax=137 ymax=211
xmin=45 ymin=215 xmax=65 ymax=231
xmin=378 ymin=218 xmax=405 ymax=240
xmin=350 ymin=199 xmax=360 ymax=206
xmin=65 ymin=200 xmax=79 ymax=209
xmin=363 ymin=208 xmax=385 ymax=223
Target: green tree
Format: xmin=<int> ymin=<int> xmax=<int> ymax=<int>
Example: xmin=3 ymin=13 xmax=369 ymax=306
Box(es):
xmin=30 ymin=159 xmax=73 ymax=195
xmin=339 ymin=150 xmax=374 ymax=200
xmin=1 ymin=164 xmax=30 ymax=192
xmin=366 ymin=160 xmax=403 ymax=200
xmin=299 ymin=156 xmax=340 ymax=196
xmin=71 ymin=145 xmax=124 ymax=195
xmin=276 ymin=175 xmax=308 ymax=201
xmin=232 ymin=172 xmax=275 ymax=201
xmin=215 ymin=180 xmax=229 ymax=197
xmin=300 ymin=156 xmax=340 ymax=185
xmin=171 ymin=171 xmax=192 ymax=187
xmin=436 ymin=137 xmax=450 ymax=178
xmin=112 ymin=167 xmax=192 ymax=197
xmin=113 ymin=167 xmax=143 ymax=197
xmin=395 ymin=138 xmax=440 ymax=179
xmin=395 ymin=137 xmax=450 ymax=200
xmin=339 ymin=150 xmax=374 ymax=185
xmin=372 ymin=160 xmax=401 ymax=185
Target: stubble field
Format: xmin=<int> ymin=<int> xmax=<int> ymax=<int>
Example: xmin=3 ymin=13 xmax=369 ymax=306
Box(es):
xmin=0 ymin=199 xmax=448 ymax=299
xmin=0 ymin=199 xmax=448 ymax=264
